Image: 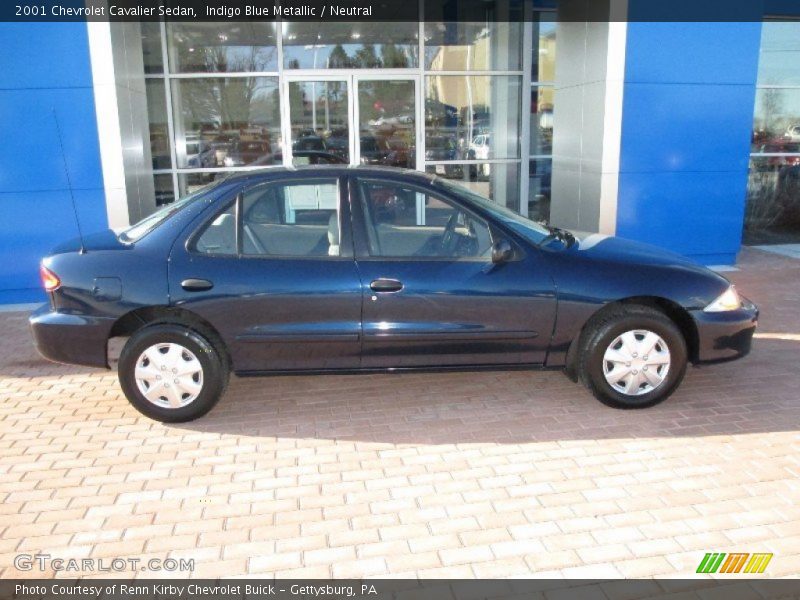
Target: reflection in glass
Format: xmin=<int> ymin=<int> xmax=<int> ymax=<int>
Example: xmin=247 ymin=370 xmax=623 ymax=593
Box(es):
xmin=757 ymin=21 xmax=800 ymax=86
xmin=425 ymin=76 xmax=521 ymax=160
xmin=532 ymin=13 xmax=556 ymax=82
xmin=528 ymin=159 xmax=552 ymax=222
xmin=288 ymin=81 xmax=349 ymax=165
xmin=752 ymin=88 xmax=800 ymax=153
xmin=153 ymin=174 xmax=174 ymax=207
xmin=425 ymin=162 xmax=520 ymax=212
xmin=283 ymin=22 xmax=418 ymax=69
xmin=358 ymin=80 xmax=416 ymax=169
xmin=747 ymin=20 xmax=800 ymax=243
xmin=424 ymin=21 xmax=522 ymax=71
xmin=744 ymin=157 xmax=800 ymax=244
xmin=167 ymin=23 xmax=278 ymax=73
xmin=140 ymin=22 xmax=163 ymax=74
xmin=530 ymin=86 xmax=554 ymax=156
xmin=178 ymin=172 xmax=234 ymax=198
xmin=145 ymin=79 xmax=170 ymax=169
xmin=172 ymin=77 xmax=281 ymax=168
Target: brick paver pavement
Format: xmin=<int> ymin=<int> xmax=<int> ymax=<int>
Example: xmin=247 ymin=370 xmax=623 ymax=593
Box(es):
xmin=1 ymin=248 xmax=799 ymax=579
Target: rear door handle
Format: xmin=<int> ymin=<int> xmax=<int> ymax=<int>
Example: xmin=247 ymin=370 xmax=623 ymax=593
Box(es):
xmin=370 ymin=278 xmax=403 ymax=293
xmin=181 ymin=278 xmax=214 ymax=292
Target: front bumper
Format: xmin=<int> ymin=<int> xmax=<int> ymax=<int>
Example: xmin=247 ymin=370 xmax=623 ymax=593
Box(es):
xmin=692 ymin=297 xmax=759 ymax=363
xmin=29 ymin=304 xmax=115 ymax=369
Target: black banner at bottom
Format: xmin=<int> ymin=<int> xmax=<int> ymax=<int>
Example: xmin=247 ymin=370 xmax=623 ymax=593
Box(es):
xmin=1 ymin=579 xmax=799 ymax=600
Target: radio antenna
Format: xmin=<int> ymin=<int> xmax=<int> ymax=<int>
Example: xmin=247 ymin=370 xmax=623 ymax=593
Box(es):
xmin=52 ymin=108 xmax=86 ymax=254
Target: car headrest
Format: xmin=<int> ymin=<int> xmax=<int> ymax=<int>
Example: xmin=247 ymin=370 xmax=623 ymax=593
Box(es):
xmin=328 ymin=212 xmax=340 ymax=256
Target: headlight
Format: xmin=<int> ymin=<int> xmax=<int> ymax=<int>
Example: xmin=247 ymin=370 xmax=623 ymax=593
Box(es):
xmin=704 ymin=286 xmax=742 ymax=312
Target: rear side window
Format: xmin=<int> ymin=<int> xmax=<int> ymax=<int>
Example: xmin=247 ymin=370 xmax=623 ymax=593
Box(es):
xmin=192 ymin=178 xmax=342 ymax=258
xmin=242 ymin=180 xmax=340 ymax=257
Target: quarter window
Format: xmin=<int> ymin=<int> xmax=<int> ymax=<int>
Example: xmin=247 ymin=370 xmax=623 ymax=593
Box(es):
xmin=357 ymin=180 xmax=493 ymax=259
xmin=195 ymin=202 xmax=237 ymax=255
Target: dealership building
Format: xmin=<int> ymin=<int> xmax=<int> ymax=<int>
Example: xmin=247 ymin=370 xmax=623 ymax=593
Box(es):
xmin=1 ymin=1 xmax=799 ymax=303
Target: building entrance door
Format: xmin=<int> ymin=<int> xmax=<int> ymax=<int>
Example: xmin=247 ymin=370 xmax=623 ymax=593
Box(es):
xmin=284 ymin=75 xmax=420 ymax=170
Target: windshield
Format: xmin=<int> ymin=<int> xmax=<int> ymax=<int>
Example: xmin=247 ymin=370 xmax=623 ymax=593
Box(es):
xmin=436 ymin=179 xmax=551 ymax=243
xmin=119 ymin=179 xmax=225 ymax=243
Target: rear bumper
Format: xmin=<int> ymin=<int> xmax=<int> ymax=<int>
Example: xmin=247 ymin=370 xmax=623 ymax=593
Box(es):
xmin=29 ymin=304 xmax=114 ymax=369
xmin=692 ymin=297 xmax=759 ymax=363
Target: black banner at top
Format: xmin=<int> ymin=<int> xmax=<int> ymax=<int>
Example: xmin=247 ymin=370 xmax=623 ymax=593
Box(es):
xmin=3 ymin=0 xmax=800 ymax=23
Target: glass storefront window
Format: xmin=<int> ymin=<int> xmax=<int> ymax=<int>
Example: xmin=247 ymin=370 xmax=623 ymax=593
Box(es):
xmin=358 ymin=80 xmax=416 ymax=169
xmin=747 ymin=20 xmax=800 ymax=244
xmin=167 ymin=23 xmax=278 ymax=73
xmin=756 ymin=21 xmax=800 ymax=86
xmin=178 ymin=172 xmax=234 ymax=198
xmin=532 ymin=13 xmax=556 ymax=82
xmin=425 ymin=75 xmax=521 ymax=160
xmin=171 ymin=77 xmax=281 ymax=168
xmin=752 ymin=88 xmax=800 ymax=153
xmin=424 ymin=22 xmax=522 ymax=71
xmin=145 ymin=79 xmax=170 ymax=169
xmin=153 ymin=174 xmax=174 ymax=207
xmin=530 ymin=86 xmax=554 ymax=155
xmin=528 ymin=158 xmax=552 ymax=222
xmin=745 ymin=157 xmax=800 ymax=243
xmin=141 ymin=12 xmax=539 ymax=216
xmin=426 ymin=162 xmax=520 ymax=212
xmin=288 ymin=80 xmax=350 ymax=164
xmin=141 ymin=22 xmax=163 ymax=74
xmin=283 ymin=22 xmax=418 ymax=69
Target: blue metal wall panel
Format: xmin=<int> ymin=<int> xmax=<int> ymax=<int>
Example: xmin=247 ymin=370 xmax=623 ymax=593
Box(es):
xmin=617 ymin=20 xmax=762 ymax=265
xmin=0 ymin=23 xmax=106 ymax=304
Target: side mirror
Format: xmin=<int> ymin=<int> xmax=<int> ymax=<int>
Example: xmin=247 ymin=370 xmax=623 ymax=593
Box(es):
xmin=491 ymin=239 xmax=514 ymax=264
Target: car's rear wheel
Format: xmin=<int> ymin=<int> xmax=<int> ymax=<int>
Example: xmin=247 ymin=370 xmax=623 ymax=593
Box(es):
xmin=118 ymin=324 xmax=229 ymax=422
xmin=577 ymin=305 xmax=687 ymax=409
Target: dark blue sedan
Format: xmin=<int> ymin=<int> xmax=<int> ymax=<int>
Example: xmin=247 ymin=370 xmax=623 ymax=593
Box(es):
xmin=30 ymin=167 xmax=758 ymax=422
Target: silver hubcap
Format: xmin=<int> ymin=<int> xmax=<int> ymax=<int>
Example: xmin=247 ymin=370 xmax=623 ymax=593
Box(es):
xmin=134 ymin=343 xmax=203 ymax=409
xmin=602 ymin=330 xmax=671 ymax=396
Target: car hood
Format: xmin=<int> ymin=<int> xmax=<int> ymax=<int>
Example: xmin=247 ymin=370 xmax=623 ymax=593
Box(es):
xmin=568 ymin=231 xmax=715 ymax=274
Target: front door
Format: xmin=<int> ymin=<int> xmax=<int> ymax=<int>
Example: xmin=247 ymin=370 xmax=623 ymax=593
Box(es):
xmin=168 ymin=176 xmax=363 ymax=372
xmin=284 ymin=75 xmax=419 ymax=169
xmin=350 ymin=175 xmax=557 ymax=368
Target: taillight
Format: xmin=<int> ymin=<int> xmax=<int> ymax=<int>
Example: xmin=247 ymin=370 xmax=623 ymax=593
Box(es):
xmin=40 ymin=265 xmax=61 ymax=292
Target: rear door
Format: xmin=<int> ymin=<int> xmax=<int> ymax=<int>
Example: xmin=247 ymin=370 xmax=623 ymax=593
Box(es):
xmin=350 ymin=176 xmax=557 ymax=368
xmin=168 ymin=175 xmax=363 ymax=372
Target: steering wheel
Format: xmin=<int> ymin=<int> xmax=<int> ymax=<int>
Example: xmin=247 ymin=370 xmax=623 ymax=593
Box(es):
xmin=440 ymin=212 xmax=461 ymax=256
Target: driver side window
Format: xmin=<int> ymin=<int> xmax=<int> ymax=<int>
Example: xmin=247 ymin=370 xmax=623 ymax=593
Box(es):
xmin=357 ymin=180 xmax=492 ymax=259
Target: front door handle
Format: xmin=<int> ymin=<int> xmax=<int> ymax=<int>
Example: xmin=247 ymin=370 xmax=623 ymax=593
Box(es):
xmin=181 ymin=278 xmax=214 ymax=292
xmin=370 ymin=278 xmax=403 ymax=293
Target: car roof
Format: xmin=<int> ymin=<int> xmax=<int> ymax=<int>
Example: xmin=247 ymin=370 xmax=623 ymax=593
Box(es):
xmin=218 ymin=165 xmax=440 ymax=185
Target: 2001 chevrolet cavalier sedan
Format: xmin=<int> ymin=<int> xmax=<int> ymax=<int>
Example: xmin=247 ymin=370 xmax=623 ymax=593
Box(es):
xmin=31 ymin=166 xmax=758 ymax=422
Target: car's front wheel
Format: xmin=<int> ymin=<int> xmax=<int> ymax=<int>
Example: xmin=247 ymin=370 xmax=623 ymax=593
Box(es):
xmin=578 ymin=306 xmax=688 ymax=409
xmin=118 ymin=324 xmax=229 ymax=422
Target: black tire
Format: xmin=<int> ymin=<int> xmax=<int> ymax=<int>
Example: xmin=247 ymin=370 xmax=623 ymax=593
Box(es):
xmin=118 ymin=323 xmax=229 ymax=422
xmin=577 ymin=305 xmax=687 ymax=409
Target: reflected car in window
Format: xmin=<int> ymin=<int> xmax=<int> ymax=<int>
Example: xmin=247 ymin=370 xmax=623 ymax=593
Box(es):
xmin=360 ymin=136 xmax=391 ymax=165
xmin=425 ymin=135 xmax=463 ymax=177
xmin=223 ymin=141 xmax=272 ymax=167
xmin=185 ymin=138 xmax=216 ymax=169
xmin=31 ymin=167 xmax=758 ymax=422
